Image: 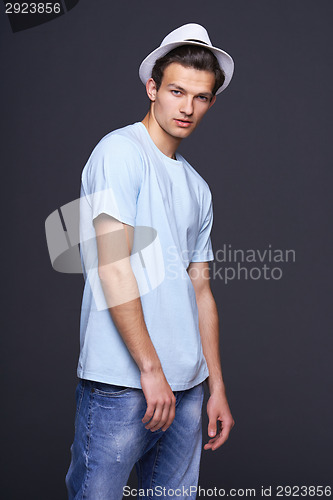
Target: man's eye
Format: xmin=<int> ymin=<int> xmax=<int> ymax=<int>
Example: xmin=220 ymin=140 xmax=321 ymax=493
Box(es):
xmin=171 ymin=90 xmax=181 ymax=95
xmin=198 ymin=96 xmax=208 ymax=102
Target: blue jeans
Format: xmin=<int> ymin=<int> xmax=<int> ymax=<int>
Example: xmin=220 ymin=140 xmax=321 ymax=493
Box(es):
xmin=66 ymin=379 xmax=204 ymax=499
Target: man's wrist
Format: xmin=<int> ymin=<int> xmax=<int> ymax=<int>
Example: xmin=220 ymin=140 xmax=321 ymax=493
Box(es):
xmin=140 ymin=358 xmax=163 ymax=375
xmin=207 ymin=376 xmax=226 ymax=396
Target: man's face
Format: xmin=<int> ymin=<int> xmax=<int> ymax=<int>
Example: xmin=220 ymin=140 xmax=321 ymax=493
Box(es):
xmin=149 ymin=62 xmax=216 ymax=140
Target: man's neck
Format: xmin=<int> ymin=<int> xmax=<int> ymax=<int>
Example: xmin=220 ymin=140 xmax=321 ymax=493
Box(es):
xmin=141 ymin=110 xmax=181 ymax=160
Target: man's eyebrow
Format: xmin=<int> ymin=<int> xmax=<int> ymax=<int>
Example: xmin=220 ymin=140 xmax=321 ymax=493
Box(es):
xmin=167 ymin=84 xmax=186 ymax=92
xmin=167 ymin=84 xmax=213 ymax=97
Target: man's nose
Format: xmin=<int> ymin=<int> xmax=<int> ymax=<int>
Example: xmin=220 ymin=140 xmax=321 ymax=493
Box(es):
xmin=180 ymin=97 xmax=194 ymax=116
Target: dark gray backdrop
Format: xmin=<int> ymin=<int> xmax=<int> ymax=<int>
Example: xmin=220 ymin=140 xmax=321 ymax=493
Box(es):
xmin=1 ymin=1 xmax=332 ymax=499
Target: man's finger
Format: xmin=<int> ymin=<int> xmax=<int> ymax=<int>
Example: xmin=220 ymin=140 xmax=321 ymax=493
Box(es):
xmin=212 ymin=433 xmax=229 ymax=450
xmin=162 ymin=401 xmax=176 ymax=431
xmin=204 ymin=421 xmax=233 ymax=451
xmin=208 ymin=417 xmax=217 ymax=438
xmin=149 ymin=404 xmax=170 ymax=432
xmin=204 ymin=434 xmax=225 ymax=451
xmin=145 ymin=403 xmax=163 ymax=430
xmin=142 ymin=403 xmax=156 ymax=424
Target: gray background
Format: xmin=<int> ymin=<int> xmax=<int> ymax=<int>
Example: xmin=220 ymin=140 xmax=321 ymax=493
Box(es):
xmin=1 ymin=0 xmax=332 ymax=498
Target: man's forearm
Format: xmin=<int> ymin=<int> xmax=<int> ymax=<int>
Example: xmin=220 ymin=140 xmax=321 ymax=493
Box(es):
xmin=196 ymin=288 xmax=226 ymax=395
xmin=98 ymin=260 xmax=161 ymax=373
xmin=191 ymin=276 xmax=235 ymax=450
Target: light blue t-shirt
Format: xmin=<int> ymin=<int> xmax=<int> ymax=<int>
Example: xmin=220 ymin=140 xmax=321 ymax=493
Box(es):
xmin=78 ymin=122 xmax=214 ymax=390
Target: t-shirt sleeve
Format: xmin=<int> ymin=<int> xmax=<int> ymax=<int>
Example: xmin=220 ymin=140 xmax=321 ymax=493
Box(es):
xmin=191 ymin=190 xmax=214 ymax=263
xmin=82 ymin=134 xmax=143 ymax=227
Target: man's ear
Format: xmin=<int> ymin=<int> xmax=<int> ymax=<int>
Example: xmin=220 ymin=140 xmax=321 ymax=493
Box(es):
xmin=208 ymin=95 xmax=217 ymax=109
xmin=146 ymin=78 xmax=157 ymax=102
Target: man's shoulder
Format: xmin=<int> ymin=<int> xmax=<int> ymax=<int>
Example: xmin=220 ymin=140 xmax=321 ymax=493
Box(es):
xmin=81 ymin=123 xmax=144 ymax=183
xmin=95 ymin=122 xmax=143 ymax=157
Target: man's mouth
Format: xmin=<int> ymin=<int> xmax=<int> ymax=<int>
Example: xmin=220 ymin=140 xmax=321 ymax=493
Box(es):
xmin=174 ymin=119 xmax=193 ymax=127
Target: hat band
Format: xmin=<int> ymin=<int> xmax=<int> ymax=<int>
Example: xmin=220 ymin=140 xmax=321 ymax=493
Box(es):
xmin=185 ymin=39 xmax=208 ymax=45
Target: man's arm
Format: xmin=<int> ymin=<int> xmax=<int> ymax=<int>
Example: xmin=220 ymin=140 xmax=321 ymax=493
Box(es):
xmin=187 ymin=261 xmax=235 ymax=451
xmin=93 ymin=213 xmax=176 ymax=432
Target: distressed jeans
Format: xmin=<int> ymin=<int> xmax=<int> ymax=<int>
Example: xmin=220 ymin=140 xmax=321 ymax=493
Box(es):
xmin=65 ymin=379 xmax=204 ymax=499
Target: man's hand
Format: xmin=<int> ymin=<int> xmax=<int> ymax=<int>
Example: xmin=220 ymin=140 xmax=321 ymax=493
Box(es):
xmin=141 ymin=367 xmax=176 ymax=432
xmin=204 ymin=391 xmax=235 ymax=451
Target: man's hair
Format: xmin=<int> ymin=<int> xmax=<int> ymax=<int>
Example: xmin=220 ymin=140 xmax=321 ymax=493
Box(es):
xmin=151 ymin=45 xmax=225 ymax=96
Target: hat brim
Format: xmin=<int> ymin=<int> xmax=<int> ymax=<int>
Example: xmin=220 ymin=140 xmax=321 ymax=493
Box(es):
xmin=139 ymin=40 xmax=234 ymax=95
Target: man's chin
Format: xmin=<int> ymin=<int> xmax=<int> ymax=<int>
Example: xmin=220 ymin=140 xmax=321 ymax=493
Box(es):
xmin=172 ymin=124 xmax=196 ymax=138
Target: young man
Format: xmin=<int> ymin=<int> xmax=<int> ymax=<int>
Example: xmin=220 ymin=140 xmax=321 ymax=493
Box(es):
xmin=66 ymin=23 xmax=235 ymax=499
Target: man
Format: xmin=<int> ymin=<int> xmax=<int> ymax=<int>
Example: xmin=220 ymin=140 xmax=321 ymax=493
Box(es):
xmin=66 ymin=23 xmax=235 ymax=499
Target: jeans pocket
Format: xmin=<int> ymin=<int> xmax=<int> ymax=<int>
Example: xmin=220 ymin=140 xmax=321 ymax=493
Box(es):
xmin=91 ymin=381 xmax=130 ymax=397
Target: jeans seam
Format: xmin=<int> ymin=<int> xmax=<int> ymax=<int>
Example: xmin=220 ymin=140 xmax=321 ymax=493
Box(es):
xmin=75 ymin=380 xmax=85 ymax=426
xmin=81 ymin=387 xmax=94 ymax=499
xmin=136 ymin=459 xmax=143 ymax=491
xmin=149 ymin=440 xmax=162 ymax=498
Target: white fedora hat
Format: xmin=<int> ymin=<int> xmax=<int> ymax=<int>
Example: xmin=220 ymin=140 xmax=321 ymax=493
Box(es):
xmin=139 ymin=23 xmax=234 ymax=95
